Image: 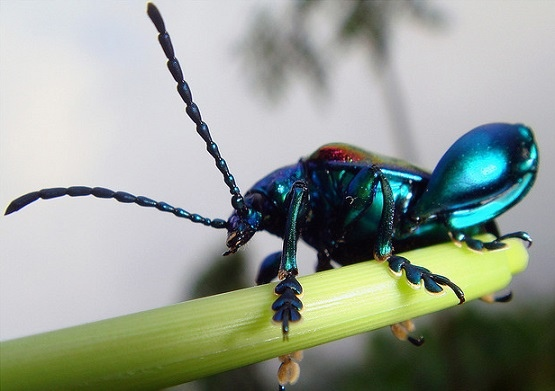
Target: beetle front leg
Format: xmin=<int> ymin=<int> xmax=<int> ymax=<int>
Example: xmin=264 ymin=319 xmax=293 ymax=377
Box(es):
xmin=271 ymin=181 xmax=309 ymax=337
xmin=270 ymin=182 xmax=308 ymax=391
xmin=390 ymin=320 xmax=424 ymax=346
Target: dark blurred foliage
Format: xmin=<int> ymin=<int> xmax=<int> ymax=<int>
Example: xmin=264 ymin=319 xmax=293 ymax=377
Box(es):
xmin=239 ymin=0 xmax=445 ymax=99
xmin=185 ymin=254 xmax=555 ymax=391
xmin=332 ymin=304 xmax=555 ymax=390
xmin=238 ymin=0 xmax=446 ymax=163
xmin=188 ymin=251 xmax=251 ymax=299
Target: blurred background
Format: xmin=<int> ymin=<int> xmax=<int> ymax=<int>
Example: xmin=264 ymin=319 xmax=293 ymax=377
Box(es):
xmin=1 ymin=0 xmax=554 ymax=389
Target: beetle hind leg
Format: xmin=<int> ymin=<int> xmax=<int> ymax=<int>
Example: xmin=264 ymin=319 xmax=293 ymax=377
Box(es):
xmin=387 ymin=255 xmax=466 ymax=304
xmin=454 ymin=230 xmax=532 ymax=251
xmin=453 ymin=230 xmax=528 ymax=304
xmin=497 ymin=231 xmax=532 ymax=247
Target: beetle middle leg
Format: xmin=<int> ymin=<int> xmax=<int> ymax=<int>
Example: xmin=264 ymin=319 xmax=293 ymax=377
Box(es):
xmin=380 ymin=174 xmax=464 ymax=302
xmin=385 ymin=255 xmax=465 ymax=304
xmin=345 ymin=166 xmax=466 ymax=303
xmin=390 ymin=320 xmax=424 ymax=346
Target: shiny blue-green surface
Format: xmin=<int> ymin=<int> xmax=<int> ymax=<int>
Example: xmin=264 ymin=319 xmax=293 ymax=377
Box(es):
xmin=412 ymin=123 xmax=538 ymax=230
xmin=237 ymin=123 xmax=537 ymax=323
xmin=240 ymin=124 xmax=537 ymax=269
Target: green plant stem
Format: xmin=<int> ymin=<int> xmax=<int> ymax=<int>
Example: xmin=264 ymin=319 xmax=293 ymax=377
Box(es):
xmin=0 ymin=236 xmax=528 ymax=390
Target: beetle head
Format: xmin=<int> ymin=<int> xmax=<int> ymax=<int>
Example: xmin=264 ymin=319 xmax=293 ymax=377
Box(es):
xmin=224 ymin=201 xmax=263 ymax=255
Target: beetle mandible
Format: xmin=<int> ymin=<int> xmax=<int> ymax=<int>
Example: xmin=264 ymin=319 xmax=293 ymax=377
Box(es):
xmin=5 ymin=3 xmax=539 ymax=388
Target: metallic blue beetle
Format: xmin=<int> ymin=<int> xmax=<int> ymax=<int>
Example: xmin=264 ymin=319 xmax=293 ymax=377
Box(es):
xmin=6 ymin=1 xmax=538 ymax=362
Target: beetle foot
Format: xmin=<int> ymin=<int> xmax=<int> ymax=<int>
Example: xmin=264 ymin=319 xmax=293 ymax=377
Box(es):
xmin=498 ymin=231 xmax=533 ymax=248
xmin=277 ymin=350 xmax=303 ymax=389
xmin=481 ymin=291 xmax=513 ymax=303
xmin=272 ymin=275 xmax=303 ymax=338
xmin=387 ymin=255 xmax=465 ymax=304
xmin=391 ymin=320 xmax=425 ymax=346
xmin=464 ymin=237 xmax=505 ymax=251
xmin=463 ymin=231 xmax=532 ymax=251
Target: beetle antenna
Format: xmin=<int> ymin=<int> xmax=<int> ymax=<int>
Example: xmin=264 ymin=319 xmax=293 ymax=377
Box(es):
xmin=147 ymin=3 xmax=247 ymax=216
xmin=5 ymin=186 xmax=227 ymax=229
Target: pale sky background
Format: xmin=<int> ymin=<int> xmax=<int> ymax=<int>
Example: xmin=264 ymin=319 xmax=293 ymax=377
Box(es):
xmin=1 ymin=2 xmax=554 ymax=371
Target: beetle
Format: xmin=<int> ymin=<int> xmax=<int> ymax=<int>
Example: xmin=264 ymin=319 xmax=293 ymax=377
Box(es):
xmin=5 ymin=3 xmax=539 ymax=388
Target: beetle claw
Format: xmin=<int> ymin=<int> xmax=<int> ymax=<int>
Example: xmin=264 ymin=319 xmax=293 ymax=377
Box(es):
xmin=391 ymin=320 xmax=425 ymax=346
xmin=481 ymin=291 xmax=513 ymax=303
xmin=498 ymin=231 xmax=533 ymax=247
xmin=387 ymin=255 xmax=465 ymax=304
xmin=461 ymin=230 xmax=533 ymax=252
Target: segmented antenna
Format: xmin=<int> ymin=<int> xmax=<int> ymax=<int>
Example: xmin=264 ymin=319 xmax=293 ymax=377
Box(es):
xmin=147 ymin=3 xmax=247 ymax=216
xmin=4 ymin=4 xmax=244 ymax=227
xmin=5 ymin=187 xmax=227 ymax=228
